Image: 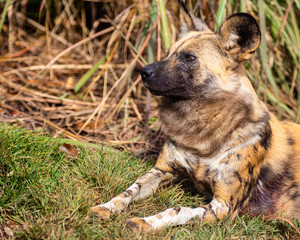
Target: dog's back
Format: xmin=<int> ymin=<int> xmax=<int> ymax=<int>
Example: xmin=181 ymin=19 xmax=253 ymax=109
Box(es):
xmin=243 ymin=116 xmax=300 ymax=218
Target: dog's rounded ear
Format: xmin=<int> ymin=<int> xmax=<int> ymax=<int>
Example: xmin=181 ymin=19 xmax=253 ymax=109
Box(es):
xmin=178 ymin=0 xmax=209 ymax=36
xmin=216 ymin=13 xmax=261 ymax=62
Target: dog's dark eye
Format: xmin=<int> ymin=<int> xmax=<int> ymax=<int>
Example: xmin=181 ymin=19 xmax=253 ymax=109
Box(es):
xmin=185 ymin=54 xmax=196 ymax=62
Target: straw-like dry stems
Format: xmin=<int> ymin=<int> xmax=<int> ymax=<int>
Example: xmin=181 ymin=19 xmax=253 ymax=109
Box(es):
xmin=0 ymin=0 xmax=299 ymax=157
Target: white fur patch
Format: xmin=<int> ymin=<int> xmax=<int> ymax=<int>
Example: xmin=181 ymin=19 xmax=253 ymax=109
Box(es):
xmin=210 ymin=198 xmax=228 ymax=215
xmin=143 ymin=207 xmax=206 ymax=230
xmin=100 ymin=183 xmax=140 ymax=212
xmin=225 ymin=33 xmax=239 ymax=50
xmin=167 ymin=141 xmax=198 ymax=172
xmin=200 ymin=134 xmax=261 ymax=172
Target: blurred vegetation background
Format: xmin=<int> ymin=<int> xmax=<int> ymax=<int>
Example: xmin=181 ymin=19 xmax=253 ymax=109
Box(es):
xmin=0 ymin=0 xmax=300 ymax=156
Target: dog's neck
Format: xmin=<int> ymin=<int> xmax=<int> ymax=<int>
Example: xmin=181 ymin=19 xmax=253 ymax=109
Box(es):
xmin=159 ymin=82 xmax=269 ymax=157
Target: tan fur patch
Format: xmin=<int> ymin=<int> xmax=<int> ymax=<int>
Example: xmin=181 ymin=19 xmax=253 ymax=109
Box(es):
xmin=126 ymin=218 xmax=152 ymax=232
xmin=90 ymin=206 xmax=111 ymax=221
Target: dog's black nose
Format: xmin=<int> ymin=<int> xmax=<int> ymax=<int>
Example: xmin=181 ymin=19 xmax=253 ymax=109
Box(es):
xmin=140 ymin=66 xmax=154 ymax=80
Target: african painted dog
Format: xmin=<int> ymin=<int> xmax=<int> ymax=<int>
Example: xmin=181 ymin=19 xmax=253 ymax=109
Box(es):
xmin=91 ymin=0 xmax=300 ymax=231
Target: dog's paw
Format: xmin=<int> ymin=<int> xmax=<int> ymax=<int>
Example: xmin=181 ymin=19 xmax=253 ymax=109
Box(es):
xmin=125 ymin=218 xmax=153 ymax=232
xmin=90 ymin=205 xmax=111 ymax=221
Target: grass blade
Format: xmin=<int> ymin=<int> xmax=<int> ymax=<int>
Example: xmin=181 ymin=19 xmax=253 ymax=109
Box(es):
xmin=0 ymin=0 xmax=11 ymax=34
xmin=240 ymin=0 xmax=246 ymax=12
xmin=148 ymin=0 xmax=157 ymax=64
xmin=74 ymin=55 xmax=107 ymax=93
xmin=215 ymin=0 xmax=227 ymax=30
xmin=258 ymin=0 xmax=281 ymax=118
xmin=158 ymin=0 xmax=171 ymax=50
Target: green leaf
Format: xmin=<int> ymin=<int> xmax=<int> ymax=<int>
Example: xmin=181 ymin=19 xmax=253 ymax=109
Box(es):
xmin=74 ymin=55 xmax=107 ymax=93
xmin=158 ymin=0 xmax=171 ymax=50
xmin=215 ymin=0 xmax=227 ymax=31
xmin=0 ymin=0 xmax=11 ymax=34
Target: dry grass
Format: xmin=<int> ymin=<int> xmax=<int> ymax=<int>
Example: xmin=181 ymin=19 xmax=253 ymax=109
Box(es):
xmin=0 ymin=0 xmax=167 ymax=157
xmin=0 ymin=0 xmax=299 ymax=157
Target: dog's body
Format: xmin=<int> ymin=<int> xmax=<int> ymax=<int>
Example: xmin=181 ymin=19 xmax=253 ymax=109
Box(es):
xmin=91 ymin=1 xmax=300 ymax=231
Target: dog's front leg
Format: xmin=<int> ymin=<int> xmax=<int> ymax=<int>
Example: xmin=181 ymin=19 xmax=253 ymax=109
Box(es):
xmin=126 ymin=197 xmax=229 ymax=232
xmin=91 ymin=145 xmax=175 ymax=220
xmin=125 ymin=142 xmax=265 ymax=232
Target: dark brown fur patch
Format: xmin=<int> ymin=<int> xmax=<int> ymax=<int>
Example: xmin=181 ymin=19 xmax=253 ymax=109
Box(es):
xmin=259 ymin=119 xmax=272 ymax=150
xmin=173 ymin=207 xmax=181 ymax=214
xmin=287 ymin=137 xmax=295 ymax=146
xmin=244 ymin=163 xmax=295 ymax=216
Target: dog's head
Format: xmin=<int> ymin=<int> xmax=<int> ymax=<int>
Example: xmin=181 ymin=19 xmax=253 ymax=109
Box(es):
xmin=140 ymin=0 xmax=261 ymax=99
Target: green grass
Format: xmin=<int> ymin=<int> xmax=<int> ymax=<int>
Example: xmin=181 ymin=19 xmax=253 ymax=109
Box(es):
xmin=0 ymin=123 xmax=299 ymax=239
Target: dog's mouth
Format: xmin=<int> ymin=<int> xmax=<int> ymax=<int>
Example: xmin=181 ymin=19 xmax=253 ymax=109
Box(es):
xmin=147 ymin=88 xmax=169 ymax=96
xmin=145 ymin=85 xmax=186 ymax=98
